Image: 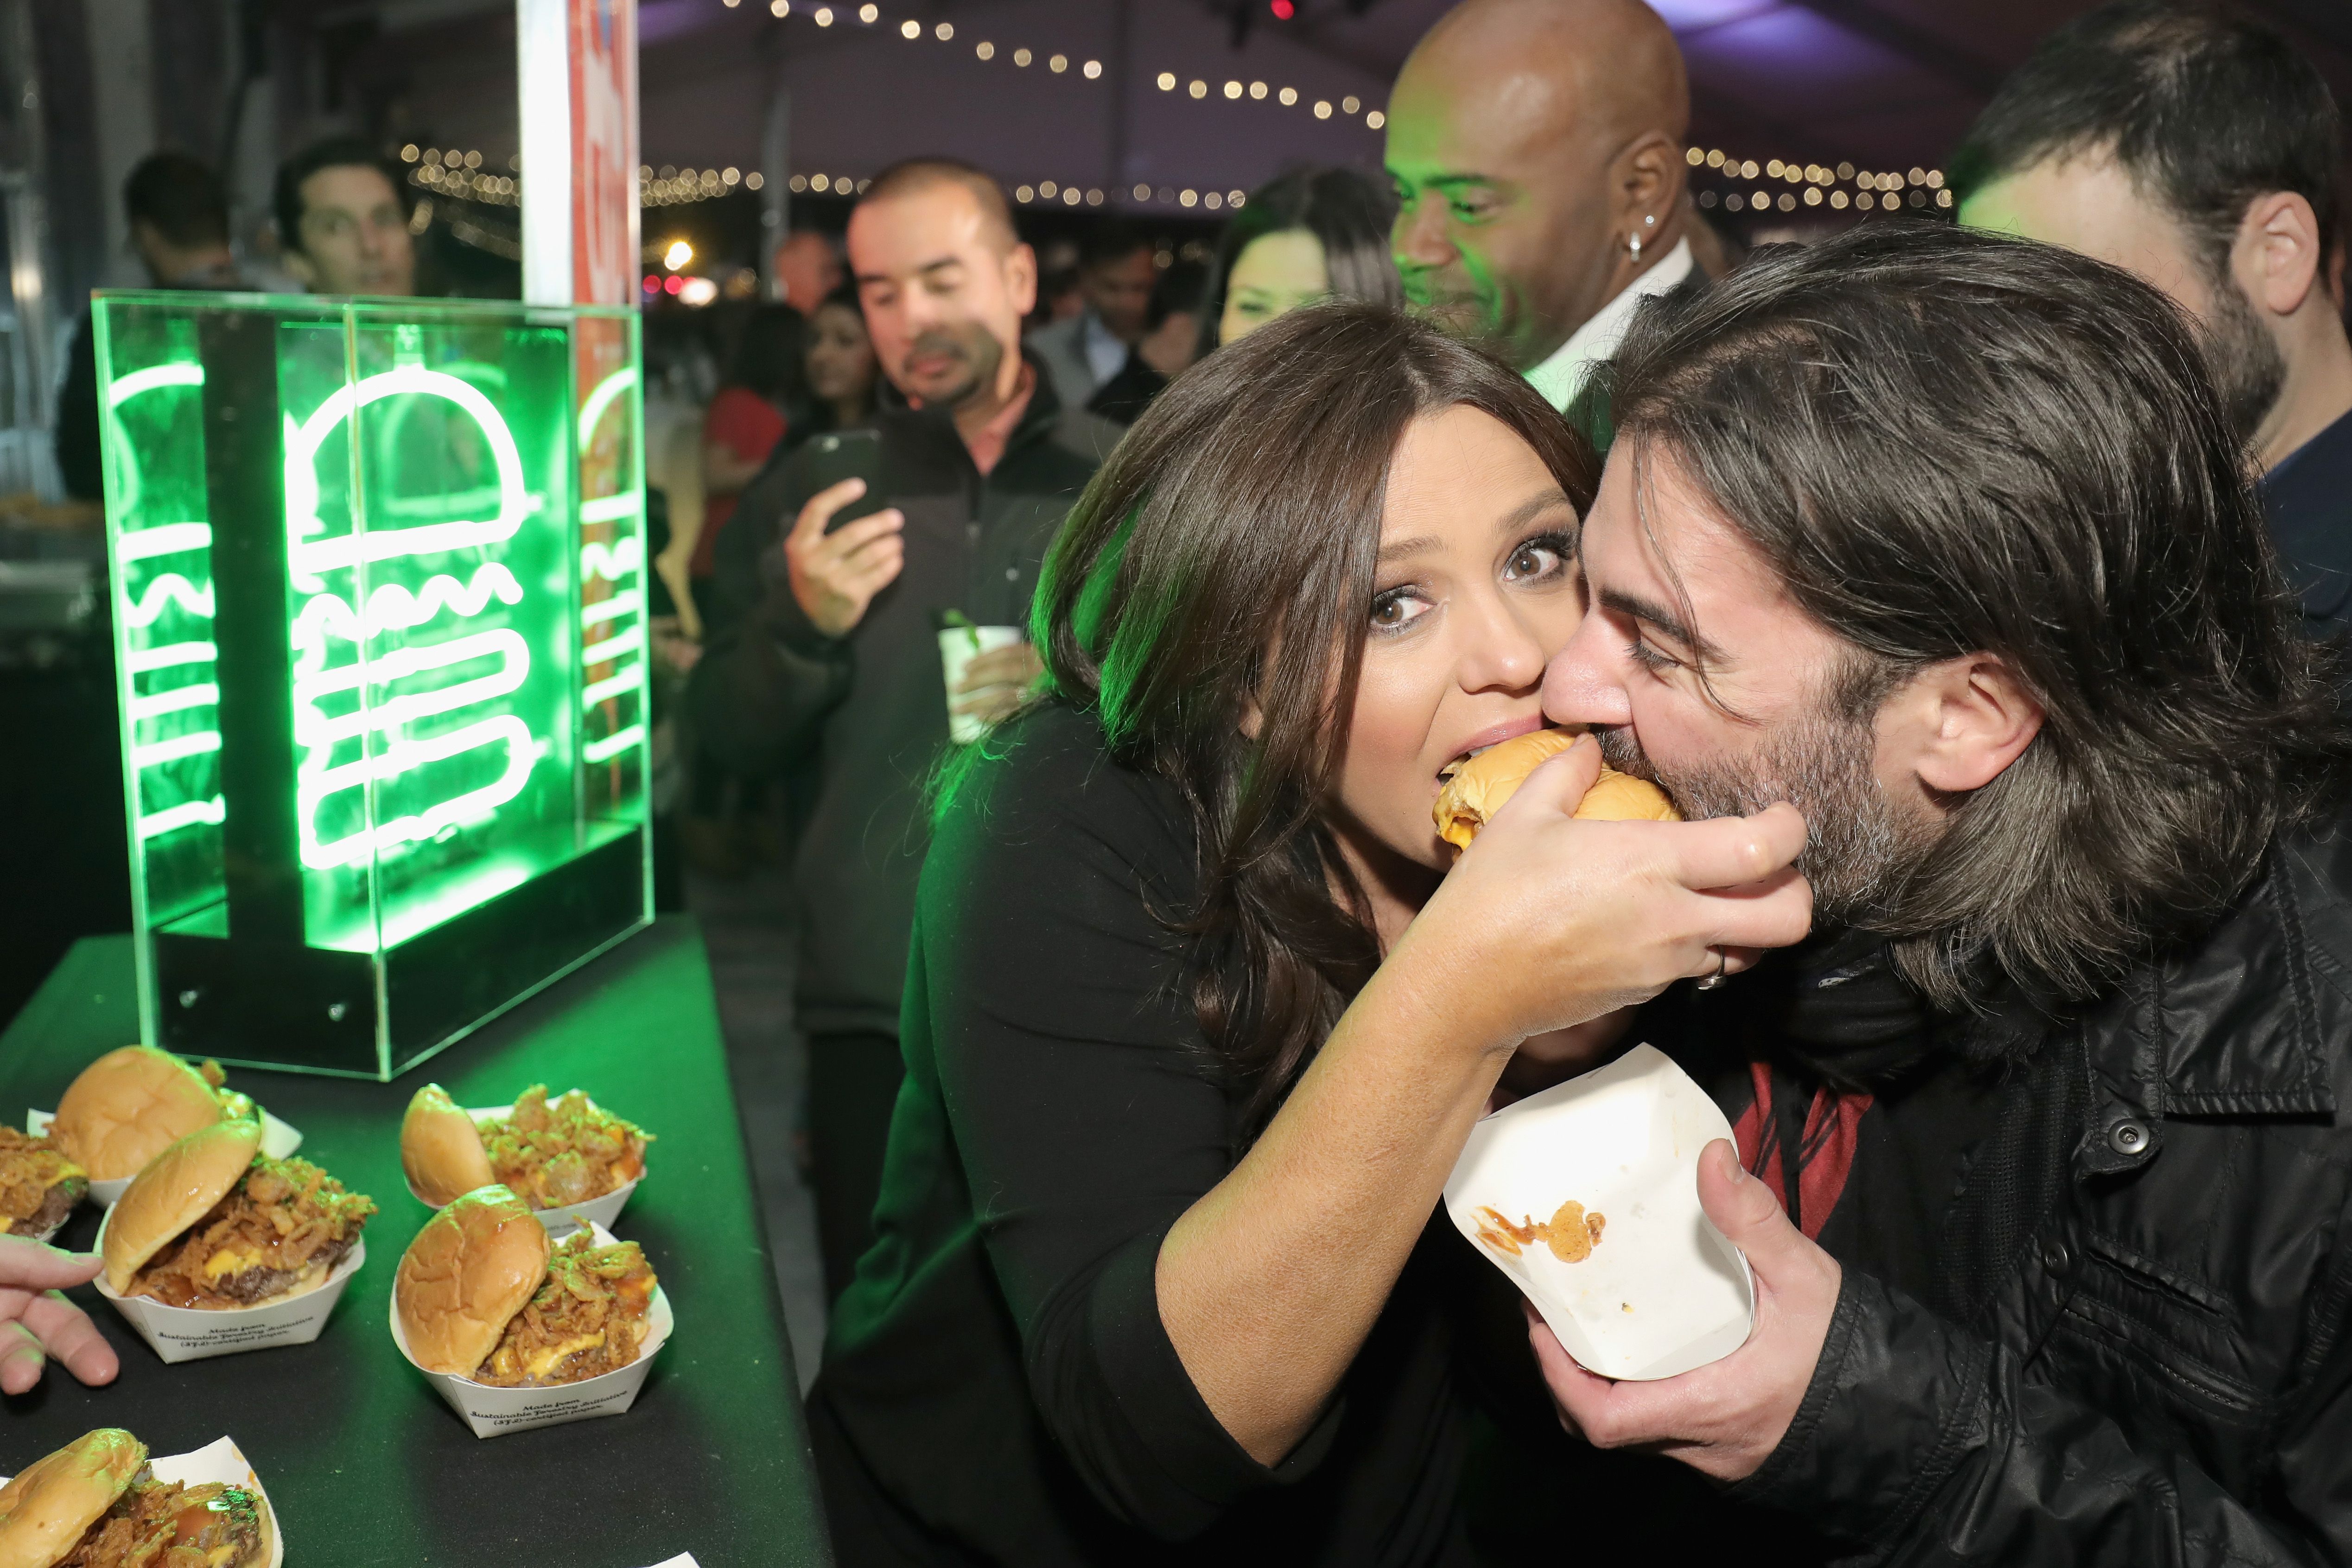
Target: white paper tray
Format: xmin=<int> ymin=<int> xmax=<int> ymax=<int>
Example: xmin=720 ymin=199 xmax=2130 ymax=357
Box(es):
xmin=92 ymin=1205 xmax=365 ymax=1365
xmin=405 ymin=1098 xmax=642 ymax=1239
xmin=0 ymin=1435 xmax=283 ymax=1568
xmin=390 ymin=1219 xmax=671 ymax=1439
xmin=1445 ymin=1043 xmax=1754 ymax=1381
xmin=26 ymin=1107 xmax=302 ymax=1208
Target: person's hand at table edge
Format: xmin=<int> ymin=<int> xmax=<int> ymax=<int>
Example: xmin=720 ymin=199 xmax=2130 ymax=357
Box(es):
xmin=1527 ymin=1139 xmax=1840 ymax=1481
xmin=0 ymin=1236 xmax=119 ymax=1394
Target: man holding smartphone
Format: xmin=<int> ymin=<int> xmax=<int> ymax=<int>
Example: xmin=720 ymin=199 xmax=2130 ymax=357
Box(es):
xmin=694 ymin=158 xmax=1112 ymax=1301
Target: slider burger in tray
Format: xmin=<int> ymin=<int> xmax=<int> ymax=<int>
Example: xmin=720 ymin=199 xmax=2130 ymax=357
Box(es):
xmin=102 ymin=1119 xmax=373 ymax=1311
xmin=47 ymin=1047 xmax=251 ymax=1184
xmin=395 ymin=1185 xmax=658 ymax=1387
xmin=0 ymin=1428 xmax=272 ymax=1568
xmin=1434 ymin=729 xmax=1678 ymax=851
xmin=400 ymin=1083 xmax=649 ymax=1212
xmin=0 ymin=1130 xmax=84 ymax=1244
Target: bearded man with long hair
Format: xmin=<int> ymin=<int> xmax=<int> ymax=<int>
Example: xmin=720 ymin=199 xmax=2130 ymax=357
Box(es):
xmin=1508 ymin=221 xmax=2352 ymax=1568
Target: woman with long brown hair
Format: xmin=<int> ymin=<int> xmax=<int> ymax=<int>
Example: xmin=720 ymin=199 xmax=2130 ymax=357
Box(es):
xmin=806 ymin=304 xmax=1811 ymax=1565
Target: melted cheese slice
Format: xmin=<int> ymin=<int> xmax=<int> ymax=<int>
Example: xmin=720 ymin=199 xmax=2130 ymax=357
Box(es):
xmin=203 ymin=1245 xmax=264 ymax=1282
xmin=524 ymin=1330 xmax=605 ymax=1381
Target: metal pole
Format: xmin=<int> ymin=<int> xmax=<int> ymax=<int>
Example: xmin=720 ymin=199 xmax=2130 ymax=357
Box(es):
xmin=761 ymin=83 xmax=789 ymax=298
xmin=1107 ymin=0 xmax=1130 ymax=206
xmin=0 ymin=0 xmax=54 ymax=439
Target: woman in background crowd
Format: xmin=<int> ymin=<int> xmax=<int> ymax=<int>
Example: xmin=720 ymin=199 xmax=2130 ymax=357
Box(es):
xmin=693 ymin=304 xmax=807 ymax=606
xmin=1199 ymin=165 xmax=1401 ymax=355
xmin=801 ymin=286 xmax=880 ymax=438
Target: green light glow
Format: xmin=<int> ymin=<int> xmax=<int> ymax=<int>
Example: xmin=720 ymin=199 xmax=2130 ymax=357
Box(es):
xmin=105 ymin=364 xmax=223 ymax=851
xmin=284 ymin=365 xmax=545 ymax=872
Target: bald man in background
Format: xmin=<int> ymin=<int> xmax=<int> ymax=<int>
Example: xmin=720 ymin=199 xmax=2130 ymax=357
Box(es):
xmin=1386 ymin=0 xmax=1696 ymax=426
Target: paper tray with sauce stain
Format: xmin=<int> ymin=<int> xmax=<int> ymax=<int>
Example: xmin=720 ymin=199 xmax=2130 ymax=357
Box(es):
xmin=389 ymin=1220 xmax=672 ymax=1439
xmin=26 ymin=1107 xmax=303 ymax=1209
xmin=1444 ymin=1044 xmax=1753 ymax=1382
xmin=92 ymin=1206 xmax=365 ymax=1365
xmin=0 ymin=1436 xmax=283 ymax=1568
xmin=403 ymin=1098 xmax=641 ymax=1240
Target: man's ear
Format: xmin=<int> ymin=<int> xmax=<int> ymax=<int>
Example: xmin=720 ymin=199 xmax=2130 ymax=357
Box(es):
xmin=2236 ymin=190 xmax=2325 ymax=320
xmin=1007 ymin=241 xmax=1039 ymax=319
xmin=1900 ymin=654 xmax=2043 ymax=795
xmin=1615 ymin=131 xmax=1687 ymax=235
xmin=1238 ymin=694 xmax=1264 ymax=743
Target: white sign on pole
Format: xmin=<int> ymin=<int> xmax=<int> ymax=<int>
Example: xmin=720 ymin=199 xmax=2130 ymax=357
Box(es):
xmin=517 ymin=0 xmax=640 ymax=306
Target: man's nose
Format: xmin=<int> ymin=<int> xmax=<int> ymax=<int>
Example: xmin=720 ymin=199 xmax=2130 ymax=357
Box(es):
xmin=1393 ymin=201 xmax=1455 ymax=270
xmin=1542 ymin=617 xmax=1634 ymax=728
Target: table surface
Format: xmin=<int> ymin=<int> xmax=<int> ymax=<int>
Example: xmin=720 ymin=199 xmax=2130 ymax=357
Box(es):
xmin=0 ymin=918 xmax=832 ymax=1568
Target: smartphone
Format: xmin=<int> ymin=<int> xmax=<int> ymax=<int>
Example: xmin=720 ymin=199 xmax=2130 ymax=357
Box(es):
xmin=801 ymin=429 xmax=886 ymax=532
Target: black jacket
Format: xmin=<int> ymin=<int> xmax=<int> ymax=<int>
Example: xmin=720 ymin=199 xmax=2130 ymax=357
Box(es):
xmin=691 ymin=363 xmax=1111 ymax=1037
xmin=1683 ymin=817 xmax=2352 ymax=1564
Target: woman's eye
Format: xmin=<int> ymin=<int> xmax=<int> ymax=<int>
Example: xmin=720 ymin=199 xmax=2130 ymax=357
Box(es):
xmin=1368 ymin=589 xmax=1432 ymax=634
xmin=1503 ymin=540 xmax=1567 ymax=583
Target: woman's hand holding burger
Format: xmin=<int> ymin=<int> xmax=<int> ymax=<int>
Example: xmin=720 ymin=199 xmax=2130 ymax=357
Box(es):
xmin=1388 ymin=733 xmax=1813 ymax=1054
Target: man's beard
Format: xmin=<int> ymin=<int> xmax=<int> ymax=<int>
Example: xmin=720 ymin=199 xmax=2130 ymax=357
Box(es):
xmin=897 ymin=323 xmax=1003 ymax=411
xmin=1595 ymin=710 xmax=1940 ymax=929
xmin=2201 ymin=277 xmax=2287 ymax=447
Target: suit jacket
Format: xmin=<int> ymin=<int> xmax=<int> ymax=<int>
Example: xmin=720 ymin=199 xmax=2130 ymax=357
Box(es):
xmin=1027 ymin=312 xmax=1103 ymax=414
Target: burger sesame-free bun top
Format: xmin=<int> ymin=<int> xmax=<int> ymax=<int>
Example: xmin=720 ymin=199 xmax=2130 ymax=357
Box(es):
xmin=0 ymin=1427 xmax=144 ymax=1568
xmin=394 ymin=1185 xmax=551 ymax=1378
xmin=399 ymin=1084 xmax=495 ymax=1207
xmin=49 ymin=1046 xmax=225 ymax=1181
xmin=1433 ymin=730 xmax=1680 ymax=851
xmin=101 ymin=1118 xmax=261 ymax=1295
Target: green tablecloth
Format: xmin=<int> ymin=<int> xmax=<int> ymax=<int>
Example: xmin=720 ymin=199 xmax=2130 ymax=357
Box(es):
xmin=0 ymin=918 xmax=831 ymax=1567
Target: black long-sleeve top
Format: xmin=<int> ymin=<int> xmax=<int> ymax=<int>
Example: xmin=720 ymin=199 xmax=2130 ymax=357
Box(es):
xmin=807 ymin=700 xmax=1479 ymax=1567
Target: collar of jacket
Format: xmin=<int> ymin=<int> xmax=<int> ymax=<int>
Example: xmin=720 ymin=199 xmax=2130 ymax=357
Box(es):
xmin=875 ymin=344 xmax=1070 ymax=461
xmin=2091 ymin=831 xmax=2348 ymax=1122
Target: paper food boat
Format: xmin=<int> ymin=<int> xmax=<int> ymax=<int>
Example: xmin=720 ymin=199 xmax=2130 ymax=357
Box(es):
xmin=26 ymin=1108 xmax=302 ymax=1209
xmin=92 ymin=1206 xmax=364 ymax=1365
xmin=390 ymin=1220 xmax=672 ymax=1439
xmin=1444 ymin=1044 xmax=1753 ymax=1381
xmin=0 ymin=1436 xmax=283 ymax=1568
xmin=404 ymin=1097 xmax=641 ymax=1239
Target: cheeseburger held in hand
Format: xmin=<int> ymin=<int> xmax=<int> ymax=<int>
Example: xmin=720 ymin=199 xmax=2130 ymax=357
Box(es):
xmin=400 ymin=1083 xmax=649 ymax=1210
xmin=102 ymin=1120 xmax=373 ymax=1310
xmin=48 ymin=1047 xmax=250 ymax=1183
xmin=1434 ymin=730 xmax=1678 ymax=851
xmin=0 ymin=1428 xmax=272 ymax=1568
xmin=395 ymin=1186 xmax=658 ymax=1387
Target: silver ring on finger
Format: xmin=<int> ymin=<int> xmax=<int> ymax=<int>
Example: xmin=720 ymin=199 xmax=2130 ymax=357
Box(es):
xmin=1695 ymin=947 xmax=1729 ymax=991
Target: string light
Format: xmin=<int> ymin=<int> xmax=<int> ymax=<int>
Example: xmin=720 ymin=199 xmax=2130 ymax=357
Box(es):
xmin=1684 ymin=145 xmax=1953 ymax=215
xmin=752 ymin=0 xmax=1389 ymax=131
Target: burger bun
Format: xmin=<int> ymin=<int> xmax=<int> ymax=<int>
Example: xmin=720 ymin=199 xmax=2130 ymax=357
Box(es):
xmin=399 ymin=1085 xmax=495 ymax=1207
xmin=0 ymin=1428 xmax=143 ymax=1568
xmin=49 ymin=1047 xmax=225 ymax=1181
xmin=394 ymin=1185 xmax=550 ymax=1378
xmin=102 ymin=1118 xmax=261 ymax=1294
xmin=1434 ymin=730 xmax=1680 ymax=849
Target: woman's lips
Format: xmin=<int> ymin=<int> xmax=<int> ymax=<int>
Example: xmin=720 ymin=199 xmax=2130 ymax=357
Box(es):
xmin=1438 ymin=715 xmax=1552 ymax=779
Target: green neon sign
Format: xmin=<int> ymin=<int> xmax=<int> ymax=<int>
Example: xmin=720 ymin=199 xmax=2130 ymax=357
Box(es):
xmin=97 ymin=292 xmax=650 ymax=1080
